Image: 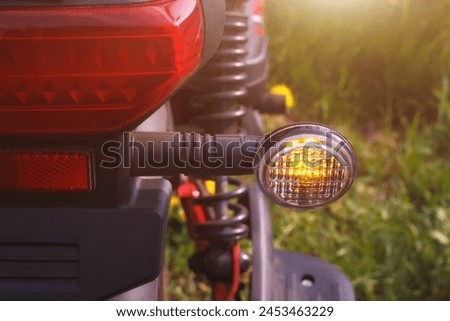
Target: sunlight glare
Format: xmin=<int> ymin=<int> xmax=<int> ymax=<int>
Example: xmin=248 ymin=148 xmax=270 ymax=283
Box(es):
xmin=311 ymin=0 xmax=384 ymax=10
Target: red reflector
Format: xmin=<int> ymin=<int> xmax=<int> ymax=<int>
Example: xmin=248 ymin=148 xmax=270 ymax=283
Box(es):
xmin=0 ymin=151 xmax=92 ymax=192
xmin=0 ymin=0 xmax=204 ymax=135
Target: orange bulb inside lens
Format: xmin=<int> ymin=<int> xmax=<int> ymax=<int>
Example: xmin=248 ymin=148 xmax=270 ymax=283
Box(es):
xmin=255 ymin=124 xmax=356 ymax=209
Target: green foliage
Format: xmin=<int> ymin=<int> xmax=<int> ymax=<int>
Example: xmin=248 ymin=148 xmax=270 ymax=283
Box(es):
xmin=166 ymin=0 xmax=449 ymax=301
xmin=266 ymin=0 xmax=450 ymax=300
xmin=266 ymin=0 xmax=450 ymax=126
xmin=269 ymin=117 xmax=450 ymax=300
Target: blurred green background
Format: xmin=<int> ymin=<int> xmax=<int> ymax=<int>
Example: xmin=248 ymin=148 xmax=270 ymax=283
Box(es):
xmin=167 ymin=0 xmax=449 ymax=300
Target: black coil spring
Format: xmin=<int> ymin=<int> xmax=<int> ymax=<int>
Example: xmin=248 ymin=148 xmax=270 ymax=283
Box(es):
xmin=194 ymin=178 xmax=249 ymax=242
xmin=190 ymin=6 xmax=249 ymax=128
xmin=190 ymin=1 xmax=251 ymax=244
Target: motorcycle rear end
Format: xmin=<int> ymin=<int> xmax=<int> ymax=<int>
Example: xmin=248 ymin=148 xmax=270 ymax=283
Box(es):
xmin=0 ymin=0 xmax=355 ymax=300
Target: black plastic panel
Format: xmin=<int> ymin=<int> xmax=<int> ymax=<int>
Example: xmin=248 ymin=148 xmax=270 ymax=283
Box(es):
xmin=0 ymin=178 xmax=171 ymax=300
xmin=199 ymin=0 xmax=225 ymax=67
xmin=272 ymin=250 xmax=355 ymax=301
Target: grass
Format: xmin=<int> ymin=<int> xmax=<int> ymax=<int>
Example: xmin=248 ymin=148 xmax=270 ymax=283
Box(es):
xmin=267 ymin=111 xmax=450 ymax=300
xmin=166 ymin=0 xmax=450 ymax=300
xmin=265 ymin=0 xmax=450 ymax=300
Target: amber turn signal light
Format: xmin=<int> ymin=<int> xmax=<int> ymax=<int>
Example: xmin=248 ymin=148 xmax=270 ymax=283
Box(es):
xmin=254 ymin=123 xmax=356 ymax=209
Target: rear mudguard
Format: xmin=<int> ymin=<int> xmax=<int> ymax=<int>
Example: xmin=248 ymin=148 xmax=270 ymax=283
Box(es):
xmin=0 ymin=178 xmax=171 ymax=300
xmin=248 ymin=186 xmax=355 ymax=300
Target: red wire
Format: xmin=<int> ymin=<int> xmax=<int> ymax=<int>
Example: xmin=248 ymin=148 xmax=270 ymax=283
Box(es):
xmin=214 ymin=282 xmax=226 ymax=301
xmin=179 ymin=180 xmax=241 ymax=301
xmin=225 ymin=243 xmax=241 ymax=301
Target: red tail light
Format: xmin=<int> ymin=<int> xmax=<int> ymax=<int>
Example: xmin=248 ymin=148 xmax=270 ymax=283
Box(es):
xmin=0 ymin=0 xmax=204 ymax=135
xmin=252 ymin=0 xmax=265 ymax=36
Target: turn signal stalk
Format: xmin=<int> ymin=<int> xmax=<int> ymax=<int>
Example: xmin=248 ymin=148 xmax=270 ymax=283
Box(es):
xmin=123 ymin=123 xmax=356 ymax=210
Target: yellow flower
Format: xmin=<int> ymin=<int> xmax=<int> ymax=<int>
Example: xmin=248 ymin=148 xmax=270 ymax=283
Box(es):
xmin=170 ymin=195 xmax=180 ymax=208
xmin=205 ymin=180 xmax=216 ymax=195
xmin=270 ymin=84 xmax=295 ymax=110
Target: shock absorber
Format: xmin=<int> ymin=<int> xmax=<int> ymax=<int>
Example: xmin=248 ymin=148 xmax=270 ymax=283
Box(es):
xmin=194 ymin=178 xmax=249 ymax=242
xmin=189 ymin=0 xmax=249 ymax=134
xmin=188 ymin=0 xmax=251 ymax=221
xmin=182 ymin=0 xmax=252 ymax=297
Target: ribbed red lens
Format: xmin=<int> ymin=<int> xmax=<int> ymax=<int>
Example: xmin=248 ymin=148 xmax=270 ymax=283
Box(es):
xmin=0 ymin=0 xmax=204 ymax=135
xmin=0 ymin=151 xmax=92 ymax=192
xmin=252 ymin=0 xmax=265 ymax=36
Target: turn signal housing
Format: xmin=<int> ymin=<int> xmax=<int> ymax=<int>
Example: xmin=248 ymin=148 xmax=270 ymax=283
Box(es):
xmin=254 ymin=123 xmax=356 ymax=209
